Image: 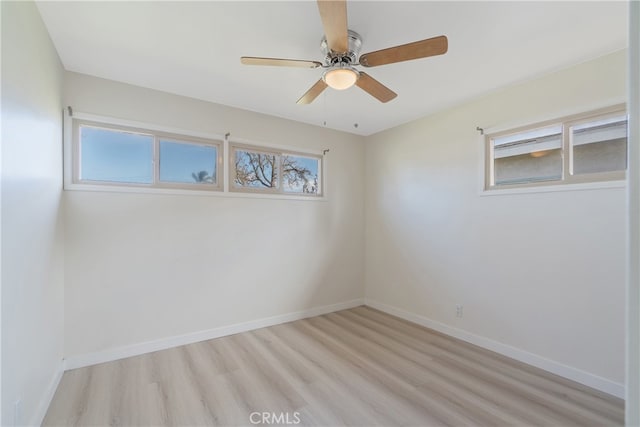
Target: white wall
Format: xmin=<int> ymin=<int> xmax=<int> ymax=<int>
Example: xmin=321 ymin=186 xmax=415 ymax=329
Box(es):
xmin=626 ymin=1 xmax=640 ymax=423
xmin=365 ymin=50 xmax=627 ymax=394
xmin=63 ymin=72 xmax=365 ymax=359
xmin=0 ymin=3 xmax=630 ymax=421
xmin=63 ymin=51 xmax=627 ymax=396
xmin=1 ymin=1 xmax=65 ymax=425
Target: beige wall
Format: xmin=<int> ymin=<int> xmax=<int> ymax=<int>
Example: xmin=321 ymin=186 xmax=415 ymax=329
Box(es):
xmin=364 ymin=50 xmax=627 ymax=393
xmin=1 ymin=1 xmax=65 ymax=425
xmin=63 ymin=51 xmax=627 ymax=396
xmin=62 ymin=72 xmax=366 ymax=358
xmin=2 ymin=8 xmax=627 ymax=419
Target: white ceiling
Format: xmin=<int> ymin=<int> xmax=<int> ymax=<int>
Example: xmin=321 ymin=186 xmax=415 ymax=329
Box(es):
xmin=36 ymin=1 xmax=628 ymax=136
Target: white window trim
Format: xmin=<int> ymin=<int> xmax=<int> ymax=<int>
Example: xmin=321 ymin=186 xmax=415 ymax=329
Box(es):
xmin=481 ymin=103 xmax=628 ymax=194
xmin=63 ymin=110 xmax=328 ymax=201
xmin=72 ymin=119 xmax=223 ymax=191
xmin=479 ymin=179 xmax=626 ymax=197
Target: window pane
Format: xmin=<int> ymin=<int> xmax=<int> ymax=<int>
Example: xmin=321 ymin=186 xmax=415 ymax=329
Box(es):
xmin=159 ymin=140 xmax=217 ymax=184
xmin=234 ymin=149 xmax=278 ymax=189
xmin=80 ymin=126 xmax=153 ymax=184
xmin=282 ymin=154 xmax=320 ymax=195
xmin=571 ymin=116 xmax=627 ymax=175
xmin=493 ymin=125 xmax=562 ymax=185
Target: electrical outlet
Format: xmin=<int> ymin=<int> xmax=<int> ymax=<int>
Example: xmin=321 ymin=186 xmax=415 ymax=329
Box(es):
xmin=14 ymin=399 xmax=22 ymax=426
xmin=455 ymin=304 xmax=463 ymax=318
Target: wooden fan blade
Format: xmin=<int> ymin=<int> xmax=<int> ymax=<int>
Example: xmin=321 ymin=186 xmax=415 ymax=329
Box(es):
xmin=241 ymin=57 xmax=322 ymax=69
xmin=317 ymin=0 xmax=348 ymax=53
xmin=297 ymin=79 xmax=328 ymax=104
xmin=359 ymin=35 xmax=448 ymax=67
xmin=355 ymin=72 xmax=397 ymax=103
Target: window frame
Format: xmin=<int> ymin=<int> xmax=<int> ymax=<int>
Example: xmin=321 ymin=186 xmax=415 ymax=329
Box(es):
xmin=229 ymin=142 xmax=324 ymax=197
xmin=71 ymin=118 xmax=223 ymax=192
xmin=484 ymin=104 xmax=628 ymax=191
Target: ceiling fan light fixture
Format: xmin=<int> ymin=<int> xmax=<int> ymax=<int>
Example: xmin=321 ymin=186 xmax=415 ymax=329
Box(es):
xmin=323 ymin=66 xmax=359 ymax=90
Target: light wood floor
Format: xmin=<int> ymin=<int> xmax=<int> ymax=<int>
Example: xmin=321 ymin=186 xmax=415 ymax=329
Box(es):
xmin=43 ymin=306 xmax=624 ymax=426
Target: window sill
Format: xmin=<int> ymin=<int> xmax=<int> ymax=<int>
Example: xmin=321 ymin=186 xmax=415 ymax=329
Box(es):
xmin=480 ymin=179 xmax=626 ymax=197
xmin=64 ymin=183 xmax=327 ymax=202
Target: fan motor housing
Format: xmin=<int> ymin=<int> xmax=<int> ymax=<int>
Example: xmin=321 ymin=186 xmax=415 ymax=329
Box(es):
xmin=320 ymin=30 xmax=362 ymax=66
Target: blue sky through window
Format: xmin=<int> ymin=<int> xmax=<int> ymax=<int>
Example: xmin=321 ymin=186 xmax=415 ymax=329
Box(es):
xmin=283 ymin=155 xmax=319 ymax=194
xmin=234 ymin=150 xmax=277 ymax=188
xmin=159 ymin=140 xmax=217 ymax=184
xmin=80 ymin=126 xmax=219 ymax=185
xmin=233 ymin=149 xmax=320 ymax=193
xmin=80 ymin=126 xmax=153 ymax=183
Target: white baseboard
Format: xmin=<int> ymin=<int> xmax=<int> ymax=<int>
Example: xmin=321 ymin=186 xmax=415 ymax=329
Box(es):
xmin=364 ymin=298 xmax=625 ymax=399
xmin=30 ymin=361 xmax=64 ymax=426
xmin=64 ymin=298 xmax=364 ymax=371
xmin=63 ymin=297 xmax=623 ymax=399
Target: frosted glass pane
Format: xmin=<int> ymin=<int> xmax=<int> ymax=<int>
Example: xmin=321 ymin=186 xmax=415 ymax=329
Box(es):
xmin=571 ymin=117 xmax=627 ymax=175
xmin=492 ymin=127 xmax=562 ymax=185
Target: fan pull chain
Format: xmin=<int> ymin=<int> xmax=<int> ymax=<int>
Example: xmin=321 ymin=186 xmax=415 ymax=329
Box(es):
xmin=323 ymin=90 xmax=327 ymax=126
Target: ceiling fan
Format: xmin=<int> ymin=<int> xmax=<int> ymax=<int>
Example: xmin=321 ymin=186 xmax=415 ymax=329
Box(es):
xmin=240 ymin=0 xmax=448 ymax=105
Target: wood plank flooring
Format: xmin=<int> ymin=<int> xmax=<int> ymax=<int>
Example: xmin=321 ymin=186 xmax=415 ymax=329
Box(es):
xmin=43 ymin=306 xmax=624 ymax=426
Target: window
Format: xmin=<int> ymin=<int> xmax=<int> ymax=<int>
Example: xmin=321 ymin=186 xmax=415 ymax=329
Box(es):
xmin=569 ymin=115 xmax=627 ymax=175
xmin=492 ymin=125 xmax=563 ymax=186
xmin=159 ymin=139 xmax=217 ymax=185
xmin=485 ymin=105 xmax=627 ymax=190
xmin=79 ymin=125 xmax=154 ymax=184
xmin=67 ymin=114 xmax=325 ymax=199
xmin=231 ymin=144 xmax=322 ymax=196
xmin=73 ymin=119 xmax=222 ymax=190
